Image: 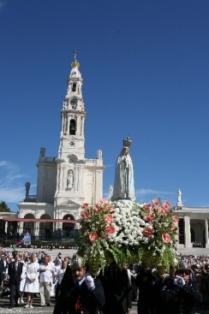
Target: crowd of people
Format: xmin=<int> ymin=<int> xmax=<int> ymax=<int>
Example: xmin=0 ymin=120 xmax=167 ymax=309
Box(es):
xmin=0 ymin=250 xmax=209 ymax=313
xmin=0 ymin=250 xmax=70 ymax=308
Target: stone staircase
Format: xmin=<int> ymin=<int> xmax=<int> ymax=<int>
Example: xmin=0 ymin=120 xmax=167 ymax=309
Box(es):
xmin=178 ymin=247 xmax=209 ymax=255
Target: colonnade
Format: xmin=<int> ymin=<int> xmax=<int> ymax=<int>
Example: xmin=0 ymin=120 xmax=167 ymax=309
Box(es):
xmin=183 ymin=216 xmax=209 ymax=248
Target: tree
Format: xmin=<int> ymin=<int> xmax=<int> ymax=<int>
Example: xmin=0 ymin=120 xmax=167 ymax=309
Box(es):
xmin=0 ymin=201 xmax=11 ymax=212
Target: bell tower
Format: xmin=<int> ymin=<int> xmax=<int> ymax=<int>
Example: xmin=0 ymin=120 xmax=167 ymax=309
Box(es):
xmin=54 ymin=54 xmax=103 ymax=215
xmin=18 ymin=53 xmax=103 ymax=233
xmin=58 ymin=52 xmax=85 ymax=161
xmin=55 ymin=54 xmax=86 ymax=208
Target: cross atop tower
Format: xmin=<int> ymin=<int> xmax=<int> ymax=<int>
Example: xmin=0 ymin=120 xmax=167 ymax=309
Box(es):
xmin=71 ymin=49 xmax=80 ymax=68
xmin=73 ymin=49 xmax=78 ymax=61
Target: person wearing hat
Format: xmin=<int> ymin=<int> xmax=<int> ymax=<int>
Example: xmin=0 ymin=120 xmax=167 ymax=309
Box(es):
xmin=53 ymin=255 xmax=105 ymax=314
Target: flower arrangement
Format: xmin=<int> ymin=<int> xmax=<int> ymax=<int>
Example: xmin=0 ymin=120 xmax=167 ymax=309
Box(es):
xmin=78 ymin=198 xmax=178 ymax=273
xmin=138 ymin=199 xmax=179 ymax=272
xmin=78 ymin=200 xmax=115 ymax=273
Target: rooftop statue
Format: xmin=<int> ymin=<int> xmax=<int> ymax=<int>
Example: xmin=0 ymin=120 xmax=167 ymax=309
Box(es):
xmin=112 ymin=137 xmax=135 ymax=201
xmin=177 ymin=188 xmax=183 ymax=209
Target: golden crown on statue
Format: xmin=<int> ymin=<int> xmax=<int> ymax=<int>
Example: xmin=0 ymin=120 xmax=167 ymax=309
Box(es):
xmin=123 ymin=137 xmax=132 ymax=148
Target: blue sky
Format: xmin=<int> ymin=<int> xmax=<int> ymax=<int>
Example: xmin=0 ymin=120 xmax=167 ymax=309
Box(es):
xmin=0 ymin=0 xmax=209 ymax=211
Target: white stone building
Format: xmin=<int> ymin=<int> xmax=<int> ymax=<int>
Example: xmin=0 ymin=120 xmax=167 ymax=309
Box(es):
xmin=17 ymin=57 xmax=103 ymax=238
xmin=174 ymin=190 xmax=209 ymax=254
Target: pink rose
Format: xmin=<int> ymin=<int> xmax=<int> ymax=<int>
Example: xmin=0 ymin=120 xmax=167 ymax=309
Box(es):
xmin=158 ymin=207 xmax=168 ymax=216
xmin=105 ymin=225 xmax=115 ymax=234
xmin=144 ymin=214 xmax=154 ymax=222
xmin=162 ymin=233 xmax=171 ymax=244
xmin=89 ymin=232 xmax=97 ymax=241
xmin=172 ymin=215 xmax=179 ymax=225
xmin=82 ymin=203 xmax=89 ymax=209
xmin=151 ymin=198 xmax=161 ymax=208
xmin=143 ymin=204 xmax=152 ymax=212
xmin=92 ymin=206 xmax=99 ymax=212
xmin=104 ymin=214 xmax=113 ymax=223
xmin=143 ymin=226 xmax=153 ymax=237
xmin=80 ymin=211 xmax=88 ymax=220
xmin=162 ymin=201 xmax=171 ymax=211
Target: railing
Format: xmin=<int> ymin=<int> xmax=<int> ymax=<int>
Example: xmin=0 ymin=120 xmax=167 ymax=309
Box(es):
xmin=0 ymin=239 xmax=78 ymax=249
xmin=24 ymin=195 xmax=37 ymax=202
xmin=0 ymin=230 xmax=80 ymax=249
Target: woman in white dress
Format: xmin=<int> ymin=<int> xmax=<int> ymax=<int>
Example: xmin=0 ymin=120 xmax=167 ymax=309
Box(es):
xmin=19 ymin=254 xmax=27 ymax=304
xmin=24 ymin=253 xmax=40 ymax=308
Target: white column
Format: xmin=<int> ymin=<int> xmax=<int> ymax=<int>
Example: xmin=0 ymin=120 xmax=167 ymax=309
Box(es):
xmin=18 ymin=222 xmax=23 ymax=236
xmin=205 ymin=219 xmax=209 ymax=248
xmin=34 ymin=222 xmax=40 ymax=239
xmin=54 ymin=209 xmax=60 ymax=231
xmin=4 ymin=221 xmax=8 ymax=234
xmin=184 ymin=216 xmax=192 ymax=248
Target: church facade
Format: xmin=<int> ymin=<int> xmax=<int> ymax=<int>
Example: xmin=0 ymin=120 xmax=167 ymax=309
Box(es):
xmin=17 ymin=58 xmax=103 ymax=238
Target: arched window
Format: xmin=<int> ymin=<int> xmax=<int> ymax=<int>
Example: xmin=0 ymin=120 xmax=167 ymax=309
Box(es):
xmin=70 ymin=119 xmax=76 ymax=135
xmin=23 ymin=213 xmax=35 ymax=236
xmin=72 ymin=83 xmax=77 ymax=92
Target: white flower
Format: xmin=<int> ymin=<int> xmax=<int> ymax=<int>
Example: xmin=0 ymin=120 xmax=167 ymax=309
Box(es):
xmin=109 ymin=200 xmax=146 ymax=246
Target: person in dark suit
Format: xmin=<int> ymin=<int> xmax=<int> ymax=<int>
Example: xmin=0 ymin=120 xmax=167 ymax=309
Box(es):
xmin=121 ymin=263 xmax=134 ymax=314
xmin=136 ymin=267 xmax=162 ymax=314
xmin=8 ymin=252 xmax=23 ymax=307
xmin=102 ymin=260 xmax=128 ymax=314
xmin=53 ymin=255 xmax=105 ymax=314
xmin=181 ymin=269 xmax=201 ymax=314
xmin=0 ymin=254 xmax=7 ymax=287
xmin=53 ymin=263 xmax=73 ymax=313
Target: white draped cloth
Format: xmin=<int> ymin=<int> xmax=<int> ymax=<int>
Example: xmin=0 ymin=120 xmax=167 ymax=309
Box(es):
xmin=112 ymin=152 xmax=135 ymax=201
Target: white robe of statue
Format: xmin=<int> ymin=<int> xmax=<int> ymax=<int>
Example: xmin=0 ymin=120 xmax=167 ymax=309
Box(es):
xmin=112 ymin=146 xmax=135 ymax=201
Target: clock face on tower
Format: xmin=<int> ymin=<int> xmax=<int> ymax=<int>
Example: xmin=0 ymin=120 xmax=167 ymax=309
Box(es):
xmin=70 ymin=97 xmax=78 ymax=110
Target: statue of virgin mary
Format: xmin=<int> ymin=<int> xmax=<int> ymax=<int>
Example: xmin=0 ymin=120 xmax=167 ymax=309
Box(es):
xmin=112 ymin=137 xmax=135 ymax=201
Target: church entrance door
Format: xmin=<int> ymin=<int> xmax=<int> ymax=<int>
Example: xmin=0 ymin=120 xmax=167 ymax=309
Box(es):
xmin=63 ymin=214 xmax=75 ymax=238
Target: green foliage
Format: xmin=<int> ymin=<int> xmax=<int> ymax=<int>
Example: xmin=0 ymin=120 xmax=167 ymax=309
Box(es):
xmin=0 ymin=201 xmax=11 ymax=212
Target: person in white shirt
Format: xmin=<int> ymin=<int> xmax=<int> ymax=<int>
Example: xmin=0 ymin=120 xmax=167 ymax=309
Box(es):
xmin=39 ymin=255 xmax=53 ymax=307
xmin=51 ymin=257 xmax=61 ymax=297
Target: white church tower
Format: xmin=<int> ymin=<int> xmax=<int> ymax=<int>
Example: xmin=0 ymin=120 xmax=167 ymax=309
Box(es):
xmin=54 ymin=54 xmax=103 ymax=219
xmin=18 ymin=54 xmax=103 ymax=236
xmin=58 ymin=54 xmax=85 ymax=161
